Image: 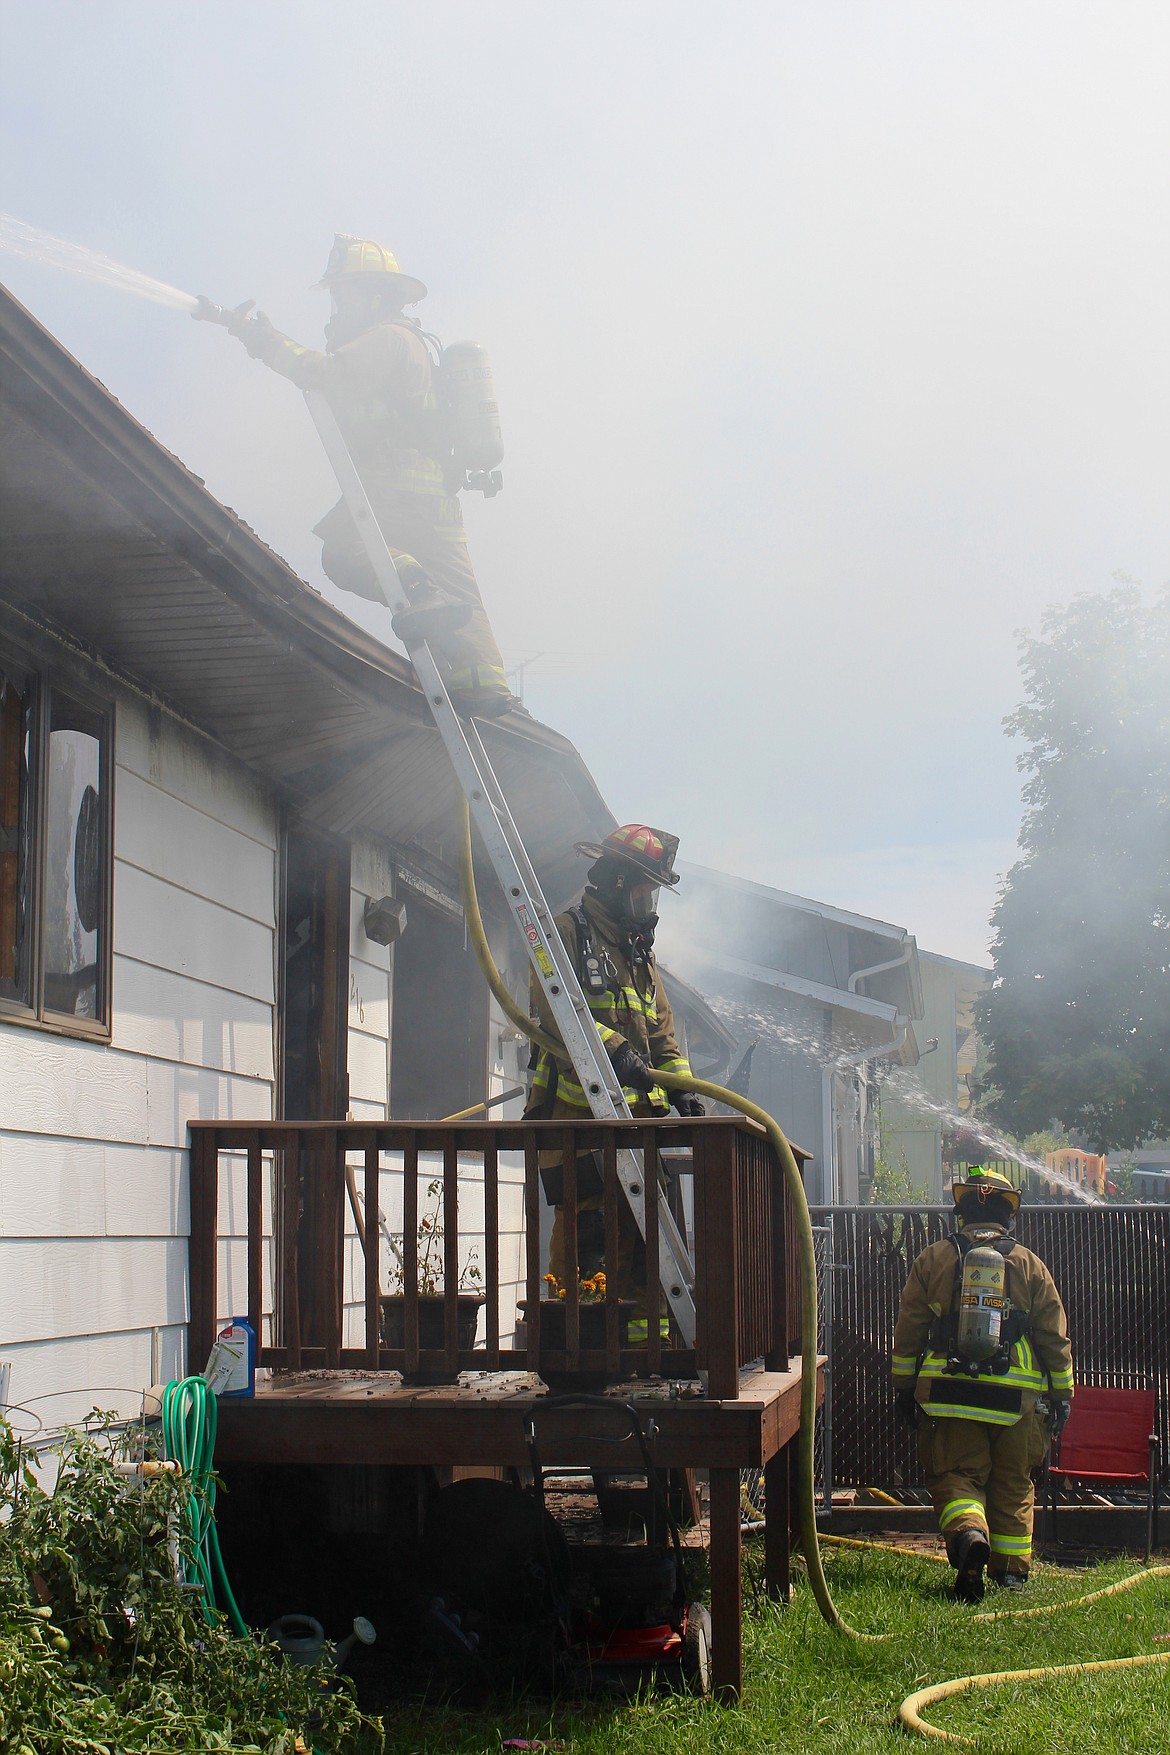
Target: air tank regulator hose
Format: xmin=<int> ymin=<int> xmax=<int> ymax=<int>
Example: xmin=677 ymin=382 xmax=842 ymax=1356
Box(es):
xmin=455 ymin=802 xmax=866 ymax=1639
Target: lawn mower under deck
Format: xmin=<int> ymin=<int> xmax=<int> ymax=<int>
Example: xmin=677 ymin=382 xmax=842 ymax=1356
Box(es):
xmin=419 ymin=1395 xmax=711 ymax=1697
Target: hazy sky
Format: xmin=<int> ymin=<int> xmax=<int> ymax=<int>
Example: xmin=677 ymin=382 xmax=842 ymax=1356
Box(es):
xmin=3 ymin=2 xmax=1168 ymax=964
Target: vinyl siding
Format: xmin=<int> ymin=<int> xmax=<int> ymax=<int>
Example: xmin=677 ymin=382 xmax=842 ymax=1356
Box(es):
xmin=0 ymin=691 xmax=279 ymax=1420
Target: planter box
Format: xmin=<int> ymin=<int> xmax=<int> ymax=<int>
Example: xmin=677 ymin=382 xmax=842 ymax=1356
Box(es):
xmin=519 ymin=1299 xmax=635 ymax=1351
xmin=380 ymin=1295 xmax=483 ymax=1379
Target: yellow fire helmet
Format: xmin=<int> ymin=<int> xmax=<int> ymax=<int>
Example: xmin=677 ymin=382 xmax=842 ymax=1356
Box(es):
xmin=951 ymin=1166 xmax=1021 ymax=1218
xmin=315 ymin=234 xmax=427 ymax=304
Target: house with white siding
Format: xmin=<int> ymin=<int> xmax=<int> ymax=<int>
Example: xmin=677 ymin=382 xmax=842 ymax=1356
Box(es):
xmin=0 ymin=282 xmax=652 ymax=1423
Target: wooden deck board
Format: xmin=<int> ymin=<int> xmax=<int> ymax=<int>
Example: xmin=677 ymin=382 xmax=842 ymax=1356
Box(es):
xmin=214 ymin=1362 xmax=821 ymax=1470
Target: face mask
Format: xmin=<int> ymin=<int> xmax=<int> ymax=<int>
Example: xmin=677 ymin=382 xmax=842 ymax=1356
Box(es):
xmin=325 ymin=288 xmax=382 ymax=350
xmin=626 ymin=885 xmax=660 ymax=922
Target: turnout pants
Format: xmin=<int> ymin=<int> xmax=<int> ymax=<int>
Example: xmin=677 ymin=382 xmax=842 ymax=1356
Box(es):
xmin=920 ymin=1409 xmax=1051 ymax=1576
xmin=315 ymin=487 xmax=508 ymax=700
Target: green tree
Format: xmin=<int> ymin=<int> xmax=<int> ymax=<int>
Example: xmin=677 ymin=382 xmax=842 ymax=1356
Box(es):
xmin=980 ymin=586 xmax=1170 ymax=1151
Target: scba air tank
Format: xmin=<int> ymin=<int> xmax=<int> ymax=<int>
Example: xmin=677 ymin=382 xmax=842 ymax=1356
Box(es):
xmin=956 ymin=1245 xmax=1007 ymax=1363
xmin=440 ymin=340 xmax=504 ymax=480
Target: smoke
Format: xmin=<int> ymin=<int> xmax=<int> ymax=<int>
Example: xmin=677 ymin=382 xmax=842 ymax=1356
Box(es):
xmin=0 ymin=214 xmax=197 ymax=312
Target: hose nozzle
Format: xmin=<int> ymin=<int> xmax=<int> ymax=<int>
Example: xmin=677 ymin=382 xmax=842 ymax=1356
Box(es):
xmin=191 ymin=295 xmax=255 ymax=334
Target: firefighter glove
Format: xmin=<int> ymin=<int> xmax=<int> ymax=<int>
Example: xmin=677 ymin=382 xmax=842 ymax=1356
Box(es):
xmin=672 ymin=1093 xmax=705 ymax=1117
xmin=611 ymin=1042 xmax=657 ymax=1096
xmin=236 ymin=308 xmax=278 ymax=357
xmin=895 ymin=1386 xmax=919 ymax=1428
xmin=1051 ymin=1398 xmax=1071 ymax=1437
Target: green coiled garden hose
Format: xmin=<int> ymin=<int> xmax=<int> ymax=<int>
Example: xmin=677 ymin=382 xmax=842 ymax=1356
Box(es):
xmin=162 ymin=1377 xmax=248 ymax=1635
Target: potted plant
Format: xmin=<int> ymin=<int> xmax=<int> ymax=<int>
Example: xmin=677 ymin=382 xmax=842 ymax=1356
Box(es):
xmin=380 ymin=1178 xmax=484 ymax=1369
xmin=519 ymin=1271 xmax=635 ymax=1351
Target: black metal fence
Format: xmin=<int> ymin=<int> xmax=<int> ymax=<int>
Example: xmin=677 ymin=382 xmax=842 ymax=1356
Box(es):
xmin=811 ymin=1204 xmax=1170 ymax=1492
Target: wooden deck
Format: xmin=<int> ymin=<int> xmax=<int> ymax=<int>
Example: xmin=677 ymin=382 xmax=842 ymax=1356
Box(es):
xmin=214 ymin=1361 xmax=821 ymax=1698
xmin=189 ymin=1116 xmax=816 ymax=1699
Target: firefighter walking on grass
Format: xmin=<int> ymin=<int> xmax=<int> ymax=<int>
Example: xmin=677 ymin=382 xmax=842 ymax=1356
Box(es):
xmin=891 ymin=1168 xmax=1075 ymax=1601
xmin=195 ymin=234 xmax=514 ymax=719
xmin=524 ymin=825 xmax=703 ymax=1308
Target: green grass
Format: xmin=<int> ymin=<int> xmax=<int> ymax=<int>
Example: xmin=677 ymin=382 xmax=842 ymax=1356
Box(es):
xmin=374 ymin=1547 xmax=1170 ymax=1755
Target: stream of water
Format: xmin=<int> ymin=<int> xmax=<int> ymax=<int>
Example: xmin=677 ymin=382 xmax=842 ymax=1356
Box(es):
xmin=0 ymin=214 xmax=198 ymax=312
xmin=707 ymin=995 xmax=1099 ymax=1204
xmin=881 ymin=1070 xmax=1101 ymax=1204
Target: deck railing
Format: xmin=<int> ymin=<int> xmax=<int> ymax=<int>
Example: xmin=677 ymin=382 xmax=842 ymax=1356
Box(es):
xmin=188 ymin=1117 xmax=801 ymax=1399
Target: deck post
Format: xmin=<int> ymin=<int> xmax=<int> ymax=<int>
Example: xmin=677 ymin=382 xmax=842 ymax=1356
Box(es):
xmin=764 ymin=1440 xmax=792 ymax=1602
xmin=695 ymin=1127 xmax=739 ymax=1398
xmin=187 ymin=1127 xmax=217 ymax=1373
xmin=708 ymin=1465 xmax=743 ymax=1701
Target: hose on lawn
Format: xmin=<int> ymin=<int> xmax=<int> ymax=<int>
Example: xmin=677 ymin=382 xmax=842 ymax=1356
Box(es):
xmin=818 ymin=1537 xmax=1170 ymax=1737
xmin=899 ymin=1651 xmax=1170 ymax=1744
xmin=457 ymin=802 xmax=875 ymax=1639
xmin=161 ymin=1377 xmax=248 ymax=1635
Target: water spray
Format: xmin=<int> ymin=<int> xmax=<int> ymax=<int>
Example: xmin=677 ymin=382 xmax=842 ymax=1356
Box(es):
xmin=882 ymin=1071 xmax=1102 ymax=1205
xmin=0 ymin=213 xmax=197 ymax=312
xmin=694 ymin=996 xmax=1100 ymax=1205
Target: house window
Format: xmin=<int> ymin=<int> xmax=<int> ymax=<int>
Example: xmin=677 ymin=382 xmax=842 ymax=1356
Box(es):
xmin=0 ymin=648 xmax=112 ymax=1033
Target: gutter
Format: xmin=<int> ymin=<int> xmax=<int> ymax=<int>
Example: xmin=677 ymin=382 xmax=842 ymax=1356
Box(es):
xmin=705 ymin=953 xmax=900 ymax=1023
xmin=846 ymin=940 xmax=913 ymax=994
xmin=847 ymin=934 xmax=925 ymax=1027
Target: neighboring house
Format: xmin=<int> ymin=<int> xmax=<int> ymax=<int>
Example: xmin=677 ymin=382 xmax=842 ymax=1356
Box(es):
xmin=659 ymin=864 xmax=923 ymax=1203
xmin=0 ymin=283 xmax=649 ymax=1418
xmin=880 ymin=950 xmax=990 ymax=1201
xmin=1132 ymin=1143 xmax=1170 ymax=1203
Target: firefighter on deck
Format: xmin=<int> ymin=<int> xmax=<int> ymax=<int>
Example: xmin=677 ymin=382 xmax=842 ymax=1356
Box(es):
xmin=196 ymin=234 xmax=513 ymax=719
xmin=524 ymin=825 xmax=704 ymax=1304
xmin=891 ymin=1167 xmax=1075 ymax=1601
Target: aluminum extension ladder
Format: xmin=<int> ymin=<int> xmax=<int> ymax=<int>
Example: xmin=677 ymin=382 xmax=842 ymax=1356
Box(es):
xmin=305 ymin=391 xmax=698 ymax=1346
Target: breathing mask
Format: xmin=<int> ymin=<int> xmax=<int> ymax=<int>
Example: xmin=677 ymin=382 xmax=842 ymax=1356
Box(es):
xmin=325 ymin=282 xmax=393 ymax=350
xmin=620 ymin=881 xmax=657 ymax=923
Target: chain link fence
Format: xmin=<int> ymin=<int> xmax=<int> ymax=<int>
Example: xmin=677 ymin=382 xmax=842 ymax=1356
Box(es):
xmin=811 ymin=1204 xmax=1170 ymax=1493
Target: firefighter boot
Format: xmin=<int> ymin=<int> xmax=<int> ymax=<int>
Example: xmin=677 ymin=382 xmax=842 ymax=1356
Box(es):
xmin=389 ymin=557 xmax=473 ymax=650
xmin=950 ymin=1526 xmax=990 ymax=1604
xmin=447 ymin=663 xmax=519 ymax=720
xmin=989 ymin=1570 xmax=1027 ymax=1593
xmin=390 ymin=596 xmax=472 ymax=649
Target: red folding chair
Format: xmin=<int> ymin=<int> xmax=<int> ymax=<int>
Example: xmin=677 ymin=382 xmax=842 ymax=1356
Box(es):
xmin=1046 ymin=1386 xmax=1161 ymax=1560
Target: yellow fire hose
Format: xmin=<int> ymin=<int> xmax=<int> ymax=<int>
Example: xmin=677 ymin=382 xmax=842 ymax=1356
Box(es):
xmin=898 ymin=1652 xmax=1170 ymax=1745
xmin=974 ymin=1563 xmax=1170 ymax=1623
xmin=819 ymin=1531 xmax=950 ymax=1564
xmin=817 ymin=1533 xmax=1170 ymax=1736
xmin=457 ymin=803 xmax=1169 ymax=1724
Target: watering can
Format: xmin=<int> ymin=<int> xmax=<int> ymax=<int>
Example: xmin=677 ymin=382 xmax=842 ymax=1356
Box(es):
xmin=267 ymin=1613 xmax=376 ymax=1671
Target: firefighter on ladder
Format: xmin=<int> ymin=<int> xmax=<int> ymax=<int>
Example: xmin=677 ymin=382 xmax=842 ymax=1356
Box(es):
xmin=195 ymin=234 xmax=514 ymax=719
xmin=524 ymin=825 xmax=703 ymax=1313
xmin=891 ymin=1167 xmax=1075 ymax=1600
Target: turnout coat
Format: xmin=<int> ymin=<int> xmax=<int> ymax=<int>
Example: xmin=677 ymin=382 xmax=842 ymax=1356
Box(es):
xmin=891 ymin=1225 xmax=1075 ymax=1425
